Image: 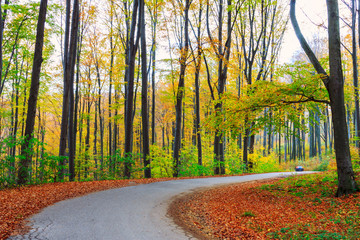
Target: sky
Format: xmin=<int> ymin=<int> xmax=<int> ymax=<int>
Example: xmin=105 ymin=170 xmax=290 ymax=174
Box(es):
xmin=279 ymin=0 xmax=328 ymax=63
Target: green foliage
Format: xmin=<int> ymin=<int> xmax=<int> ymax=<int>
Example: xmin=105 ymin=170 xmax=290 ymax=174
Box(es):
xmin=149 ymin=145 xmax=173 ymax=178
xmin=313 ymin=160 xmax=330 ymax=172
xmin=260 ymin=172 xmax=338 ymax=197
xmin=178 ymin=145 xmax=199 ymax=176
xmin=268 ymin=209 xmax=360 ymax=239
xmin=0 ymin=135 xmax=68 ymax=188
xmin=249 ymin=150 xmax=282 ymax=173
xmin=224 ymin=140 xmax=246 ymax=174
xmin=205 ymin=60 xmax=329 ymax=140
xmin=267 ymin=225 xmax=347 ymax=239
xmin=179 ymin=145 xmax=213 ymax=177
xmin=241 ymin=211 xmax=256 ymax=217
xmin=38 ymin=154 xmax=68 ymax=183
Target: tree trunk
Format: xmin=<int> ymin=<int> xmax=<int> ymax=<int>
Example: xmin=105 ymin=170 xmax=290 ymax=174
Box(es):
xmin=17 ymin=0 xmax=48 ymax=185
xmin=108 ymin=1 xmax=114 ymax=175
xmin=124 ymin=0 xmax=140 ymax=178
xmin=173 ymin=0 xmax=190 ymax=177
xmin=290 ymin=0 xmax=358 ymax=196
xmin=150 ymin=0 xmax=158 ymax=146
xmin=194 ymin=6 xmax=203 ymax=167
xmin=59 ymin=0 xmax=79 ymax=181
xmin=351 ymin=0 xmax=360 ymax=152
xmin=94 ymin=58 xmax=104 ymax=174
xmin=0 ymin=0 xmax=10 ymax=96
xmin=140 ymin=0 xmax=151 ymax=178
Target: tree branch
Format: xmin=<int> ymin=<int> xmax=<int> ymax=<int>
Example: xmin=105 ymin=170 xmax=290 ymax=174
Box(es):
xmin=290 ymin=0 xmax=330 ymax=90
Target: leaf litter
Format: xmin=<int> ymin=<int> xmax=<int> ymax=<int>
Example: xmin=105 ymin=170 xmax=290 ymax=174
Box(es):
xmin=169 ymin=173 xmax=360 ymax=239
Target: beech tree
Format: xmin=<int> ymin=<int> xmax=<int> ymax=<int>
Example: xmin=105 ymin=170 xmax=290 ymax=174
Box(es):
xmin=172 ymin=0 xmax=191 ymax=177
xmin=290 ymin=0 xmax=358 ymax=196
xmin=58 ymin=0 xmax=80 ymax=181
xmin=124 ymin=0 xmax=141 ymax=178
xmin=140 ymin=0 xmax=151 ymax=178
xmin=17 ymin=0 xmax=48 ymax=185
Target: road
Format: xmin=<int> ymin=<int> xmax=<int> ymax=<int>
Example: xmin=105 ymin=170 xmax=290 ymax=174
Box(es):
xmin=9 ymin=172 xmax=314 ymax=240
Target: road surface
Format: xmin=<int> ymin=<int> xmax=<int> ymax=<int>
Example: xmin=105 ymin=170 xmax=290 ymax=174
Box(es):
xmin=9 ymin=172 xmax=314 ymax=240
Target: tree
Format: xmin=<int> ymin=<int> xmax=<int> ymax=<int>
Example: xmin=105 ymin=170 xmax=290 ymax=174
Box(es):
xmin=173 ymin=0 xmax=191 ymax=177
xmin=350 ymin=0 xmax=360 ymax=152
xmin=17 ymin=0 xmax=48 ymax=185
xmin=140 ymin=0 xmax=151 ymax=178
xmin=58 ymin=0 xmax=80 ymax=181
xmin=290 ymin=0 xmax=358 ymax=196
xmin=191 ymin=0 xmax=203 ymax=167
xmin=0 ymin=0 xmax=9 ymax=96
xmin=124 ymin=0 xmax=141 ymax=178
xmin=206 ymin=0 xmax=240 ymax=174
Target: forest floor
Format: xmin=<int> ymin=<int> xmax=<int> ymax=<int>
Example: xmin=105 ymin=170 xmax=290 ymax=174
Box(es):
xmin=1 ymin=172 xmax=359 ymax=240
xmin=169 ymin=171 xmax=360 ymax=239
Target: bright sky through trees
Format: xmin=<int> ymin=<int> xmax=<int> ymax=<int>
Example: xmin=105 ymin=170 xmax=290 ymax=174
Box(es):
xmin=280 ymin=0 xmax=327 ymax=63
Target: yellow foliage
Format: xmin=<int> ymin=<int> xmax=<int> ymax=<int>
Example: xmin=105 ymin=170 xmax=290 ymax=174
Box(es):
xmin=249 ymin=149 xmax=282 ymax=173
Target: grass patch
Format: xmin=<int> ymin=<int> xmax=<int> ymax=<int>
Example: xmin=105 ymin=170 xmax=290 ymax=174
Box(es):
xmin=267 ymin=224 xmax=347 ymax=239
xmin=241 ymin=211 xmax=256 ymax=217
xmin=261 ymin=170 xmax=360 ymax=239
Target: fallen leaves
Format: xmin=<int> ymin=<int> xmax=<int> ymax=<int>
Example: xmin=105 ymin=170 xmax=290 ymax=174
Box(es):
xmin=0 ymin=177 xmax=173 ymax=240
xmin=169 ymin=174 xmax=360 ymax=239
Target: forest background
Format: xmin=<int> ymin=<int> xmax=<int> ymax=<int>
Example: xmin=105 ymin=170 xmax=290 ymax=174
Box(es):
xmin=0 ymin=0 xmax=359 ymax=193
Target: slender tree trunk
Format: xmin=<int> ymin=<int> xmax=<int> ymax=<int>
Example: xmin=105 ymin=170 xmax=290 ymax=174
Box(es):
xmin=278 ymin=127 xmax=281 ymax=163
xmin=72 ymin=28 xmax=82 ymax=181
xmin=94 ymin=100 xmax=98 ymax=180
xmin=193 ymin=3 xmax=203 ymax=167
xmin=351 ymin=0 xmax=360 ymax=152
xmin=85 ymin=98 xmax=90 ymax=179
xmin=17 ymin=0 xmax=48 ymax=185
xmin=267 ymin=109 xmax=272 ymax=155
xmin=94 ymin=59 xmax=104 ymax=174
xmin=173 ymin=0 xmax=190 ymax=177
xmin=113 ymin=90 xmax=118 ymax=176
xmin=59 ymin=0 xmax=79 ymax=181
xmin=124 ymin=0 xmax=140 ymax=178
xmin=243 ymin=118 xmax=249 ymax=169
xmin=140 ymin=0 xmax=151 ymax=178
xmin=108 ymin=1 xmax=114 ymax=174
xmin=150 ymin=1 xmax=158 ymax=146
xmin=0 ymin=0 xmax=10 ymax=96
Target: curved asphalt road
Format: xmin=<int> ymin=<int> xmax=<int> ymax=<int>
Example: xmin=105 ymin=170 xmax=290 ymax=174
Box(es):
xmin=9 ymin=172 xmax=314 ymax=240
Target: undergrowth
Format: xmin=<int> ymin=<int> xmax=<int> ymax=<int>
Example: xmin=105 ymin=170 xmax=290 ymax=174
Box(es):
xmin=261 ymin=170 xmax=360 ymax=239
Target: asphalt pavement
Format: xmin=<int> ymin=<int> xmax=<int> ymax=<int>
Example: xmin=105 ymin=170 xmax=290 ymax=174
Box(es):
xmin=8 ymin=172 xmax=314 ymax=240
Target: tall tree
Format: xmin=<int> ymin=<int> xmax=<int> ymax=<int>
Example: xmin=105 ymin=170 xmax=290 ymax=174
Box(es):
xmin=350 ymin=0 xmax=360 ymax=151
xmin=124 ymin=0 xmax=140 ymax=178
xmin=206 ymin=0 xmax=241 ymax=174
xmin=0 ymin=0 xmax=10 ymax=96
xmin=192 ymin=0 xmax=203 ymax=167
xmin=140 ymin=0 xmax=151 ymax=178
xmin=290 ymin=0 xmax=358 ymax=196
xmin=108 ymin=0 xmax=115 ymax=175
xmin=173 ymin=0 xmax=191 ymax=177
xmin=58 ymin=0 xmax=80 ymax=181
xmin=17 ymin=0 xmax=48 ymax=185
